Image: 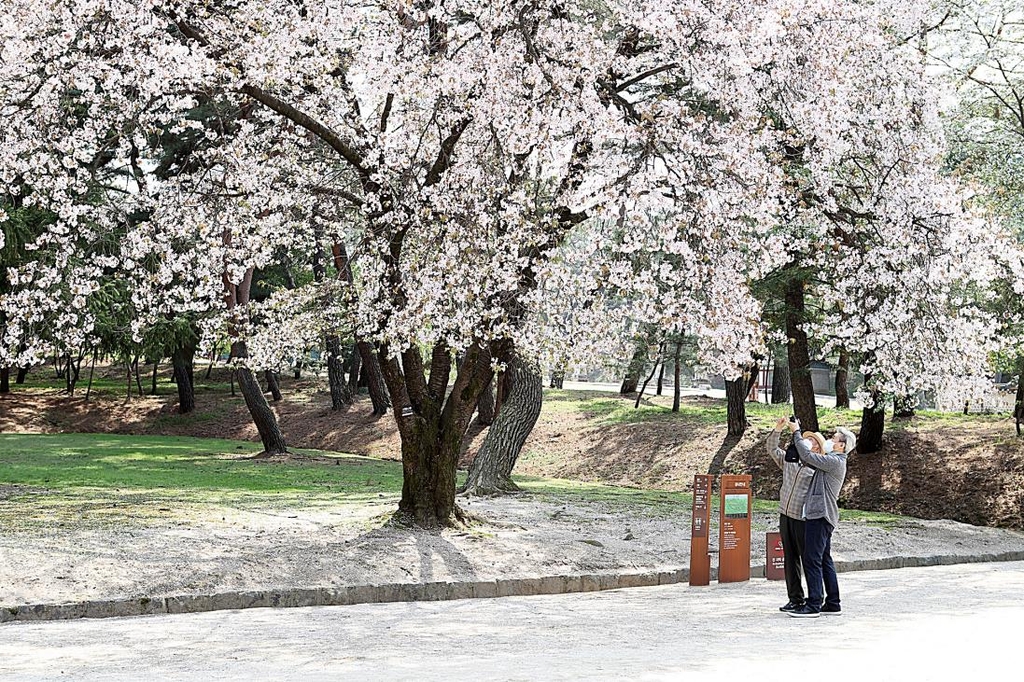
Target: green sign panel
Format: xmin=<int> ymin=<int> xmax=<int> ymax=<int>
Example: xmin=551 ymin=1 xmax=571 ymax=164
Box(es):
xmin=724 ymin=493 xmax=748 ymax=519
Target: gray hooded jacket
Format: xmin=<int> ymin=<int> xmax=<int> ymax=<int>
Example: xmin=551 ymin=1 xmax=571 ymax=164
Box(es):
xmin=794 ymin=437 xmax=848 ymax=529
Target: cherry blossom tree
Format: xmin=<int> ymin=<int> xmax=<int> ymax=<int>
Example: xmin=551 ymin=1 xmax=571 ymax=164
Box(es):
xmin=931 ymin=0 xmax=1024 ymax=434
xmin=3 ymin=0 xmax=1009 ymax=523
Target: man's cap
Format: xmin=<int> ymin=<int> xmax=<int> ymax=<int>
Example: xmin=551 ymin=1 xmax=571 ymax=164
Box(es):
xmin=836 ymin=427 xmax=857 ymax=454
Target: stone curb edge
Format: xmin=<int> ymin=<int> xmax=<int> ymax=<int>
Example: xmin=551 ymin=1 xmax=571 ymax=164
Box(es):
xmin=4 ymin=550 xmax=1024 ymax=624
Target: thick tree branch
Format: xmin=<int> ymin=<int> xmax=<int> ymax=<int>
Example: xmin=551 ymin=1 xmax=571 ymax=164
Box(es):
xmin=616 ymin=63 xmax=678 ymax=92
xmin=427 ymin=342 xmax=452 ymax=400
xmin=239 ymin=84 xmax=371 ymax=185
xmin=424 ymin=117 xmax=472 ymax=187
xmin=402 ymin=346 xmax=429 ymax=411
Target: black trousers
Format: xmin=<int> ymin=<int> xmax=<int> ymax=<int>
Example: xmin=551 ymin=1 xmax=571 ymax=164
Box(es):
xmin=779 ymin=514 xmax=806 ymax=604
xmin=804 ymin=517 xmax=840 ymax=610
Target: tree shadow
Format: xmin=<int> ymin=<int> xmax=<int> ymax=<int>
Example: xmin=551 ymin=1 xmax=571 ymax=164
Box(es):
xmin=707 ymin=432 xmax=743 ymax=476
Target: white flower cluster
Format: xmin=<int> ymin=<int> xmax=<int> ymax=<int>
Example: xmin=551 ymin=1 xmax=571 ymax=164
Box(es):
xmin=0 ymin=0 xmax=1017 ymax=406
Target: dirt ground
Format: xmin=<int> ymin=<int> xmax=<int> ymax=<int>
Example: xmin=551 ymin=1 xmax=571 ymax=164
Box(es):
xmin=3 ymin=372 xmax=1024 ymax=606
xmin=3 ymin=483 xmax=1024 ymax=607
xmin=2 ymin=369 xmax=1024 ymax=530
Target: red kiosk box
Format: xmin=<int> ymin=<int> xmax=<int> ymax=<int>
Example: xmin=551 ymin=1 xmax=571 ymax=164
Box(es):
xmin=766 ymin=531 xmax=785 ymax=580
xmin=718 ymin=474 xmax=752 ymax=583
xmin=689 ymin=474 xmax=712 ymax=586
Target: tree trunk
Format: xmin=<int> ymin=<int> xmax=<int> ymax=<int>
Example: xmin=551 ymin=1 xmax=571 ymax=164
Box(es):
xmin=726 ymin=375 xmax=748 ymax=437
xmin=348 ymin=344 xmax=361 ymax=394
xmin=222 ymin=256 xmax=287 ymax=455
xmin=634 ymin=342 xmax=664 ymax=408
xmin=67 ymin=354 xmax=82 ymax=396
xmin=150 ymin=360 xmax=159 ymax=395
xmin=379 ymin=341 xmax=494 ymax=527
xmin=835 ymin=349 xmax=850 ymax=409
xmin=656 ymin=361 xmax=665 ymax=396
xmin=0 ymin=367 xmax=9 ymax=394
xmin=326 ymin=335 xmax=352 ymax=410
xmin=233 ymin=343 xmax=287 ymax=454
xmin=84 ymin=351 xmax=97 ymax=401
xmin=771 ymin=350 xmax=791 ymax=404
xmin=265 ymin=370 xmax=282 ymax=402
xmin=672 ymin=342 xmax=682 ymax=412
xmin=746 ymin=362 xmax=760 ymax=400
xmin=133 ymin=356 xmax=144 ymax=397
xmin=1015 ymin=355 xmax=1024 ymax=438
xmin=475 ymin=377 xmax=495 ymax=426
xmin=461 ymin=352 xmax=543 ymax=495
xmin=785 ymin=276 xmax=819 ymax=432
xmin=357 ymin=341 xmax=390 ymax=416
xmin=172 ymin=345 xmax=196 ymax=414
xmin=494 ymin=370 xmax=508 ymax=416
xmin=495 ymin=372 xmax=506 ymax=416
xmin=893 ymin=394 xmax=915 ymax=420
xmin=205 ymin=346 xmax=217 ymax=379
xmin=859 ymin=389 xmax=885 ymax=454
xmin=620 ymin=344 xmax=646 ymax=394
xmin=124 ymin=360 xmax=132 ymax=402
xmin=16 ymin=366 xmax=29 ymax=384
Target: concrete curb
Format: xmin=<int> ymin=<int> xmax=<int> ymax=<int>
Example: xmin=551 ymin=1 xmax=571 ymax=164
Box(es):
xmin=4 ymin=550 xmax=1024 ymax=624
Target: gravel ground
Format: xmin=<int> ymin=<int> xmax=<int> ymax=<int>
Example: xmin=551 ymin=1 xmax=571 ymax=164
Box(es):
xmin=2 ymin=491 xmax=1023 ymax=608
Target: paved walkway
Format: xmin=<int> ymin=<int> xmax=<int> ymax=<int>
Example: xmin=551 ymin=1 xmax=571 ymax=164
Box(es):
xmin=2 ymin=560 xmax=1021 ymax=681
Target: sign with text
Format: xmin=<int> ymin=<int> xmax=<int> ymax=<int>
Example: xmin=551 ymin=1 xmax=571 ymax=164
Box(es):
xmin=765 ymin=531 xmax=785 ymax=581
xmin=718 ymin=474 xmax=752 ymax=583
xmin=689 ymin=474 xmax=712 ymax=586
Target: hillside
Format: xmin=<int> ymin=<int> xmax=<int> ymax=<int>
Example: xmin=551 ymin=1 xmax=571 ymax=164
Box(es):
xmin=1 ymin=366 xmax=1021 ymax=528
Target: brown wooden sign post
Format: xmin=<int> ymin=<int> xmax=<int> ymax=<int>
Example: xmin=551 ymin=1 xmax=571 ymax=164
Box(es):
xmin=689 ymin=474 xmax=712 ymax=586
xmin=718 ymin=474 xmax=752 ymax=583
xmin=766 ymin=531 xmax=785 ymax=581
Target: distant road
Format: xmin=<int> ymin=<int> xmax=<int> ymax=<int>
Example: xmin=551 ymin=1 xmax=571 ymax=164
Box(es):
xmin=556 ymin=380 xmax=864 ymax=410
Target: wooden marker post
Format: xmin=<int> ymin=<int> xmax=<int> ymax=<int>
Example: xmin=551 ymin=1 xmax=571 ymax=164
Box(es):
xmin=766 ymin=531 xmax=785 ymax=581
xmin=718 ymin=474 xmax=752 ymax=583
xmin=689 ymin=474 xmax=712 ymax=586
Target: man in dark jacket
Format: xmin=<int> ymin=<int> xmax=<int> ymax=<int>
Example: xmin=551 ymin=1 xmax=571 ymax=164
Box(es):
xmin=788 ymin=428 xmax=854 ymax=618
xmin=767 ymin=416 xmax=814 ymax=612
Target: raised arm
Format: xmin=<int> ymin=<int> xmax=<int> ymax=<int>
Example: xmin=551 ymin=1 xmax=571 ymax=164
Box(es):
xmin=794 ymin=438 xmax=846 ymax=474
xmin=768 ymin=416 xmax=788 ymax=469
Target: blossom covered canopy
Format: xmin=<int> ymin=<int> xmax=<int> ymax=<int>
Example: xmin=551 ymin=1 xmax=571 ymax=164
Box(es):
xmin=0 ymin=0 xmax=1006 ymax=398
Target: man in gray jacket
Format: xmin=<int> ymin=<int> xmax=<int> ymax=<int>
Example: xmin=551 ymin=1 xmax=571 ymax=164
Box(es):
xmin=788 ymin=427 xmax=855 ymax=618
xmin=768 ymin=416 xmax=815 ymax=612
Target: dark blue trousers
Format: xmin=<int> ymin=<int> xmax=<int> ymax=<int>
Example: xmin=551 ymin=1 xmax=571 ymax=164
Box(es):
xmin=803 ymin=517 xmax=840 ymax=610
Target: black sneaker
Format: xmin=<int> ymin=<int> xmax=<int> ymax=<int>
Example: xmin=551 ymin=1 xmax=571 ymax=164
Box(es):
xmin=788 ymin=604 xmax=821 ymax=618
xmin=779 ymin=601 xmax=804 ymax=613
xmin=821 ymin=604 xmax=842 ymax=616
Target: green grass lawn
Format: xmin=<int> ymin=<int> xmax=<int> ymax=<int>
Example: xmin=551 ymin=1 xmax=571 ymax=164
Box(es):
xmin=0 ymin=433 xmax=402 ymax=508
xmin=0 ymin=432 xmax=902 ymax=530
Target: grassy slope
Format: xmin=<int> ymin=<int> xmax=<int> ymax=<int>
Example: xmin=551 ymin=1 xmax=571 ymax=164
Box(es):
xmin=2 ymin=369 xmax=1020 ymax=527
